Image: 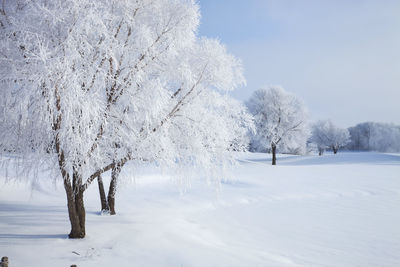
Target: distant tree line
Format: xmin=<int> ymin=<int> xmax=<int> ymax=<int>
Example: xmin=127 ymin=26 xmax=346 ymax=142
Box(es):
xmin=346 ymin=122 xmax=400 ymax=152
xmin=247 ymin=87 xmax=400 ymax=161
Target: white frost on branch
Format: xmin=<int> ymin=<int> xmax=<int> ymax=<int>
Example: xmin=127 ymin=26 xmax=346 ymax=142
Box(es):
xmin=0 ymin=0 xmax=249 ymax=185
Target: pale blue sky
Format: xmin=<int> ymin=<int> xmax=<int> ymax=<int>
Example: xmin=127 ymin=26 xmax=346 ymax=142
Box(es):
xmin=198 ymin=0 xmax=400 ymax=127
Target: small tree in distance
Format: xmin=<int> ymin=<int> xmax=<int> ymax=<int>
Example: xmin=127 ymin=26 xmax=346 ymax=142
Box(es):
xmin=310 ymin=120 xmax=330 ymax=155
xmin=310 ymin=120 xmax=350 ymax=155
xmin=247 ymin=86 xmax=309 ymax=165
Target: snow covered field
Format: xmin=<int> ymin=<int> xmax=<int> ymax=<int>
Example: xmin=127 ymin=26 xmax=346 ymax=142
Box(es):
xmin=1 ymin=152 xmax=399 ymax=267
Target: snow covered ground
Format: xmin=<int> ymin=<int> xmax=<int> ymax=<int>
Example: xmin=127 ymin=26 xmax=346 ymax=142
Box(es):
xmin=1 ymin=152 xmax=399 ymax=267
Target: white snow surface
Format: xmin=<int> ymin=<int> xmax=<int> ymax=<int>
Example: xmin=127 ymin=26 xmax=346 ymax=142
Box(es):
xmin=1 ymin=152 xmax=399 ymax=267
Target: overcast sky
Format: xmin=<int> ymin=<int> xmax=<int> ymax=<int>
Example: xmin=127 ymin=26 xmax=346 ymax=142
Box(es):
xmin=198 ymin=0 xmax=400 ymax=127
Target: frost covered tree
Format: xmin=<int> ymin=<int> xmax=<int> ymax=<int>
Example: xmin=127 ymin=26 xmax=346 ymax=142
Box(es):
xmin=347 ymin=122 xmax=400 ymax=152
xmin=310 ymin=120 xmax=330 ymax=155
xmin=310 ymin=120 xmax=350 ymax=155
xmin=347 ymin=122 xmax=372 ymax=151
xmin=247 ymin=86 xmax=309 ymax=165
xmin=0 ymin=0 xmax=247 ymax=238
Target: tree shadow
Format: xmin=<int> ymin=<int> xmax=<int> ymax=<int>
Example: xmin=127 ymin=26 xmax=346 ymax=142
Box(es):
xmin=0 ymin=202 xmax=69 ymax=245
xmin=0 ymin=203 xmax=65 ymax=213
xmin=241 ymin=152 xmax=400 ymax=166
xmin=0 ymin=233 xmax=67 ymax=239
xmin=279 ymin=152 xmax=400 ymax=166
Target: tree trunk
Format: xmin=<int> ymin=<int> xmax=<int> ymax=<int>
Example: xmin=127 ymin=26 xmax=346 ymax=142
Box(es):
xmin=318 ymin=148 xmax=324 ymax=156
xmin=333 ymin=146 xmax=338 ymax=154
xmin=271 ymin=144 xmax=277 ymax=165
xmin=74 ymin=189 xmax=86 ymax=237
xmin=97 ymin=174 xmax=109 ymax=212
xmin=107 ymin=164 xmax=122 ymax=215
xmin=63 ymin=178 xmax=86 ymax=238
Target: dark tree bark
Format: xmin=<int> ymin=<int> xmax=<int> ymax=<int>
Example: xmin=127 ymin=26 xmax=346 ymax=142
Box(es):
xmin=97 ymin=174 xmax=109 ymax=212
xmin=73 ymin=189 xmax=86 ymax=238
xmin=332 ymin=146 xmax=338 ymax=154
xmin=63 ymin=170 xmax=86 ymax=238
xmin=107 ymin=163 xmax=122 ymax=215
xmin=271 ymin=144 xmax=277 ymax=165
xmin=63 ymin=176 xmax=86 ymax=238
xmin=93 ymin=159 xmax=127 ymax=215
xmin=318 ymin=148 xmax=324 ymax=156
xmin=56 ymin=146 xmax=85 ymax=238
